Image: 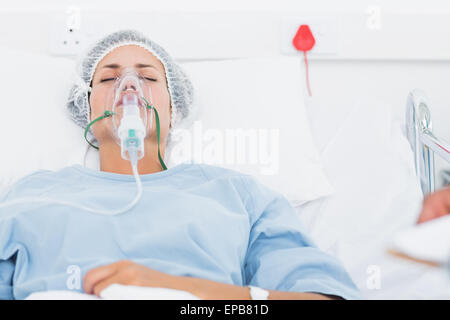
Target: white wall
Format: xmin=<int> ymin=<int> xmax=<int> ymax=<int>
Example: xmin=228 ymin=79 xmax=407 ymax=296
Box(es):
xmin=1 ymin=1 xmax=449 ymax=187
xmin=2 ymin=0 xmax=450 ymax=13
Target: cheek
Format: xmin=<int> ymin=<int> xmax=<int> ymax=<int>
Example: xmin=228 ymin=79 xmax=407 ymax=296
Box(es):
xmin=145 ymin=86 xmax=172 ymax=140
xmin=150 ymin=85 xmax=172 ymax=123
xmin=89 ymin=88 xmax=110 ymax=119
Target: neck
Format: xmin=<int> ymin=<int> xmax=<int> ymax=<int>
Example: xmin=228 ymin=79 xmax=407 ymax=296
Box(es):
xmin=98 ymin=140 xmax=166 ymax=175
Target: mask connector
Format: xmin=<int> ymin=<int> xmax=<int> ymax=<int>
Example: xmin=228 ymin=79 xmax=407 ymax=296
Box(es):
xmin=117 ymin=93 xmax=146 ymax=161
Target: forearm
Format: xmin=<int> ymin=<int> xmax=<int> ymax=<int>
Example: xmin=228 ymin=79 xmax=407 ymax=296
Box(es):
xmin=174 ymin=275 xmax=339 ymax=300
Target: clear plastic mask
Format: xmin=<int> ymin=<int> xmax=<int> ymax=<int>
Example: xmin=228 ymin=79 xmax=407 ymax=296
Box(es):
xmin=89 ymin=67 xmax=155 ymax=160
xmin=111 ymin=68 xmax=154 ymax=150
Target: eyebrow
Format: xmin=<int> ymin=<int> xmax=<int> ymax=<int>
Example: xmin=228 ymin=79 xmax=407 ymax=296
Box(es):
xmin=101 ymin=63 xmax=159 ymax=70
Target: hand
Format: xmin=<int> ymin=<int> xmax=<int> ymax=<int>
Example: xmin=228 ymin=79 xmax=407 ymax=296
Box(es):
xmin=83 ymin=260 xmax=179 ymax=297
xmin=417 ymin=187 xmax=450 ymax=224
xmin=83 ymin=260 xmax=337 ymax=300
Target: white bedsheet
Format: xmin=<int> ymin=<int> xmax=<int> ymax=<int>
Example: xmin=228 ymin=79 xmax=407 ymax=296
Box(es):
xmin=297 ymin=97 xmax=450 ymax=299
xmin=25 ymin=284 xmax=200 ymax=300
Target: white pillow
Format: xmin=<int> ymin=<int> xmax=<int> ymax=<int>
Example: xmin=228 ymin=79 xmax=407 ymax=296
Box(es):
xmin=166 ymin=57 xmax=335 ymax=205
xmin=295 ymin=98 xmax=425 ymax=298
xmin=299 ymin=99 xmax=423 ymax=248
xmin=0 ymin=47 xmax=85 ymax=194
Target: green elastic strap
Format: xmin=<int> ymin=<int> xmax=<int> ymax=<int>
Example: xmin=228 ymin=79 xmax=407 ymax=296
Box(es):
xmin=142 ymin=97 xmax=167 ymax=171
xmin=84 ymin=102 xmax=167 ymax=171
xmin=84 ymin=110 xmax=116 ymax=150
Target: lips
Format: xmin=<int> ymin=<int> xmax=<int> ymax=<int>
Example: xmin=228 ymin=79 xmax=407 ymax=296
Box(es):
xmin=117 ymin=92 xmax=145 ymax=108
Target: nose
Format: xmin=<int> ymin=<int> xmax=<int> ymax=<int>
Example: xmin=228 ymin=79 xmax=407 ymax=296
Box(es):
xmin=122 ymin=80 xmax=137 ymax=92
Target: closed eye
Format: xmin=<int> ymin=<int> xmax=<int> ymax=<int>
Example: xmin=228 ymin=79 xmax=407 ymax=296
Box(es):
xmin=100 ymin=78 xmax=116 ymax=83
xmin=100 ymin=77 xmax=157 ymax=82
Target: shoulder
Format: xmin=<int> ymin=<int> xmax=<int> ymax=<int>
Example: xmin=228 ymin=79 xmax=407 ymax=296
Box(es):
xmin=190 ymin=163 xmax=282 ymax=196
xmin=13 ymin=166 xmax=79 ymax=186
xmin=190 ymin=163 xmax=250 ymax=180
xmin=0 ymin=165 xmax=79 ymax=201
xmin=188 ymin=163 xmax=268 ymax=193
xmin=188 ymin=163 xmax=285 ymax=217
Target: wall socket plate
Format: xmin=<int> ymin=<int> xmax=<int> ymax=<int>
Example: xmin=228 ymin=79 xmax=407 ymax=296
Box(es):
xmin=279 ymin=16 xmax=340 ymax=56
xmin=48 ymin=16 xmax=96 ymax=56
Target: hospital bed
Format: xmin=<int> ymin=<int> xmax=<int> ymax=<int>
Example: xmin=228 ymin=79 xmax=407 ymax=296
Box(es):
xmin=296 ymin=89 xmax=450 ymax=299
xmin=19 ymin=86 xmax=450 ymax=300
xmin=406 ymin=90 xmax=450 ymax=195
xmin=1 ymin=10 xmax=450 ymax=300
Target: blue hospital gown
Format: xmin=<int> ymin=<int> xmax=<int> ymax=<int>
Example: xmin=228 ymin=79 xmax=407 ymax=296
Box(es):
xmin=0 ymin=163 xmax=360 ymax=300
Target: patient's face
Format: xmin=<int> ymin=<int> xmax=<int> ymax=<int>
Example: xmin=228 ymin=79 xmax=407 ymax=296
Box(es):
xmin=89 ymin=45 xmax=171 ymax=146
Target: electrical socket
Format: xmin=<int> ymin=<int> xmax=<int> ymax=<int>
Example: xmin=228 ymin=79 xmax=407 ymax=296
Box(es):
xmin=48 ymin=16 xmax=92 ymax=56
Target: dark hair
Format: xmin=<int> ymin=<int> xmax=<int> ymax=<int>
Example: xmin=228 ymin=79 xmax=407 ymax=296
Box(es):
xmin=88 ymin=80 xmax=92 ymax=112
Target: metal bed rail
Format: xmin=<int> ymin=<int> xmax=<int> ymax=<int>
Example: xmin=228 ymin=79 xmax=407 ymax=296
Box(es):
xmin=406 ymin=89 xmax=450 ymax=195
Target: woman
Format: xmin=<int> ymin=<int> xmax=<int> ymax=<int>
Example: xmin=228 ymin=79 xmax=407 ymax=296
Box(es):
xmin=0 ymin=30 xmax=359 ymax=300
